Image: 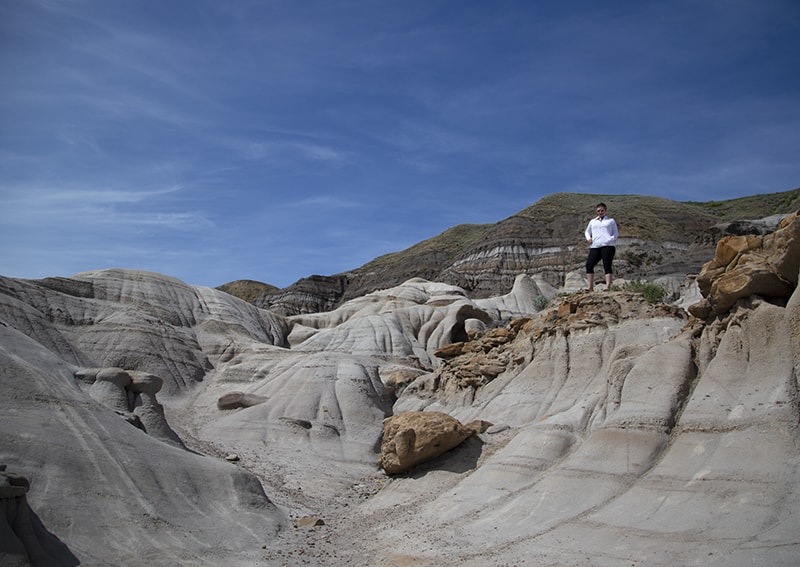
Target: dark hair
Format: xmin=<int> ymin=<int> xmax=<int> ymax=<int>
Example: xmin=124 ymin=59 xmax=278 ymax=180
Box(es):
xmin=596 ymin=202 xmax=607 ymax=209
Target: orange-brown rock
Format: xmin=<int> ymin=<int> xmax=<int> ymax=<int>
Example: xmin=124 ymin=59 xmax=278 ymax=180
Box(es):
xmin=480 ymin=328 xmax=515 ymax=347
xmin=557 ymin=300 xmax=578 ymax=318
xmin=378 ymin=411 xmax=474 ymax=474
xmin=690 ymin=211 xmax=800 ymax=318
xmin=434 ymin=342 xmax=465 ymax=358
xmin=464 ymin=419 xmax=494 ymax=434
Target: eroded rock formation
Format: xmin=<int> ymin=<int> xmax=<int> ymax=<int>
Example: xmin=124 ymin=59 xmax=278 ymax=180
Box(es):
xmin=0 ymin=466 xmax=79 ymax=567
xmin=74 ymin=366 xmax=184 ymax=446
xmin=0 ymin=203 xmax=798 ymax=565
xmin=690 ymin=210 xmax=800 ymax=318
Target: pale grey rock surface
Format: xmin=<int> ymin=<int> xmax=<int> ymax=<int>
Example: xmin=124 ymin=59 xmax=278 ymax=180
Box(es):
xmin=0 ymin=322 xmax=283 ymax=567
xmin=0 ymin=265 xmax=798 ymax=566
xmin=349 ymin=293 xmax=800 ymax=567
xmin=0 ymin=464 xmax=79 ymax=567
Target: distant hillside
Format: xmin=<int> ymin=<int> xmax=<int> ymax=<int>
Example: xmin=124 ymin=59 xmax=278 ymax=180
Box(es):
xmin=225 ymin=188 xmax=800 ymax=314
xmin=216 ymin=279 xmax=279 ymax=304
xmin=686 ymin=188 xmax=800 ymax=220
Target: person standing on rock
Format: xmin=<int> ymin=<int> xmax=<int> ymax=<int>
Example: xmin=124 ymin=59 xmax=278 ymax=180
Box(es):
xmin=584 ymin=202 xmax=619 ymax=291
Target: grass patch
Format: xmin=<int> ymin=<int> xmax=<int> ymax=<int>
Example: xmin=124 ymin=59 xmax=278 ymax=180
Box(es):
xmin=623 ymin=279 xmax=668 ymax=304
xmin=532 ymin=295 xmax=550 ymax=311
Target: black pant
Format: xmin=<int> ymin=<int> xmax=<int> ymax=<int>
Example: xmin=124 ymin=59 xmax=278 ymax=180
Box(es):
xmin=586 ymin=246 xmax=615 ymax=274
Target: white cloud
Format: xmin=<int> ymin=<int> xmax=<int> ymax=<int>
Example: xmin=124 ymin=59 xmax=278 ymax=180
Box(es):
xmin=0 ymin=184 xmax=213 ymax=230
xmin=293 ymin=142 xmax=351 ymax=164
xmin=281 ymin=195 xmax=362 ymax=210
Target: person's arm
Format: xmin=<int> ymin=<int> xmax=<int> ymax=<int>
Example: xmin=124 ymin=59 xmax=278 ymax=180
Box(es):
xmin=585 ymin=221 xmax=593 ymax=243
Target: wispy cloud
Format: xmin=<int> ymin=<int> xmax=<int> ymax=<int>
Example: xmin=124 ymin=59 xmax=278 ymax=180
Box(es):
xmin=0 ymin=184 xmax=212 ymax=230
xmin=281 ymin=195 xmax=362 ymax=210
xmin=243 ymin=139 xmax=352 ymax=165
xmin=6 ymin=185 xmax=183 ymax=205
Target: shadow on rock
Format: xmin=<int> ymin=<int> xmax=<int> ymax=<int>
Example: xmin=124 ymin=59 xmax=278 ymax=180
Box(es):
xmin=1 ymin=466 xmax=80 ymax=567
xmin=408 ymin=435 xmax=485 ymax=478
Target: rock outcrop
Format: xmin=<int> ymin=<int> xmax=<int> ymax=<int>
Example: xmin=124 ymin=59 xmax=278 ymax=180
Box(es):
xmin=689 ymin=210 xmax=800 ymax=318
xmin=255 ymin=274 xmax=349 ymax=316
xmin=73 ymin=367 xmax=184 ymax=446
xmin=0 ymin=466 xmax=78 ymax=567
xmin=401 ymin=291 xmax=688 ymax=411
xmin=0 ymin=271 xmax=289 ymax=567
xmin=356 ymin=283 xmax=800 ymax=566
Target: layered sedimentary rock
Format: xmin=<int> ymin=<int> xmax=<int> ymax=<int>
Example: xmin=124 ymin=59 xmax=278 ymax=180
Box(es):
xmin=356 ymin=290 xmax=799 ymax=566
xmin=0 ymin=269 xmax=544 ymax=565
xmin=254 ymin=274 xmax=348 ymax=316
xmin=0 ymin=270 xmax=289 ymax=566
xmin=243 ymin=192 xmax=799 ymax=315
xmin=1 ymin=220 xmax=799 ymax=566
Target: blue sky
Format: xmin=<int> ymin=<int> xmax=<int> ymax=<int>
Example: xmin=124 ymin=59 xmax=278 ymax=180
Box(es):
xmin=1 ymin=1 xmax=799 ymax=288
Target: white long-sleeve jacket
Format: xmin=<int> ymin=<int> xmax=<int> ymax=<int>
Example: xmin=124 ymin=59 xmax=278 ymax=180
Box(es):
xmin=585 ymin=216 xmax=619 ymax=248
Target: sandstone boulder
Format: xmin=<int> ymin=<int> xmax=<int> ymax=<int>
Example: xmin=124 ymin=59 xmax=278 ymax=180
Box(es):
xmin=690 ymin=211 xmax=799 ymax=318
xmin=378 ymin=411 xmax=475 ymax=474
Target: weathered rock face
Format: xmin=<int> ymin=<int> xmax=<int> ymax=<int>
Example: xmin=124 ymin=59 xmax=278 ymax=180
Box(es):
xmin=0 ymin=269 xmax=548 ymax=565
xmin=694 ymin=214 xmax=790 ymax=246
xmin=690 ymin=211 xmax=800 ymax=318
xmin=0 ymin=270 xmax=291 ymax=567
xmin=0 ymin=465 xmax=79 ymax=567
xmin=0 ymin=269 xmax=289 ymax=395
xmin=400 ymin=291 xmax=690 ymax=414
xmin=73 ymin=367 xmax=184 ymax=447
xmin=255 ymin=274 xmax=348 ymax=316
xmin=359 ymin=281 xmax=800 ymax=566
xmin=378 ymin=412 xmax=475 ymax=474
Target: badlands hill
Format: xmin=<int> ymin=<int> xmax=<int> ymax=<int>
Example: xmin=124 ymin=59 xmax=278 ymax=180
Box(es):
xmin=1 ymin=198 xmax=799 ymax=566
xmin=245 ymin=189 xmax=800 ymax=315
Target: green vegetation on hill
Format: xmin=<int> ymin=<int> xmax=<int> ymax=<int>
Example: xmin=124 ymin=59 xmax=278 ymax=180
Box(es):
xmin=216 ymin=279 xmax=279 ymax=303
xmin=357 ymin=223 xmax=490 ymax=272
xmin=218 ymin=187 xmax=800 ymax=303
xmin=517 ymin=193 xmax=719 ymax=242
xmin=622 ymin=279 xmax=669 ymax=304
xmin=685 ymin=187 xmax=800 ymax=220
xmin=387 ymin=188 xmax=800 ymax=264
